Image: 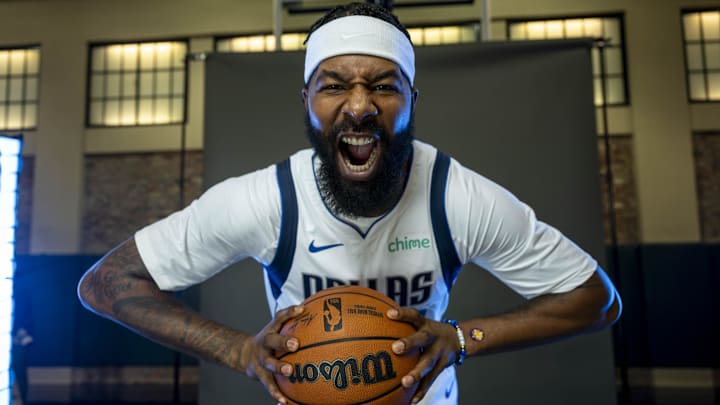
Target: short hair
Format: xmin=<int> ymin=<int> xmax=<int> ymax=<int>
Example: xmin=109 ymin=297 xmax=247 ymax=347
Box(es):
xmin=305 ymin=2 xmax=412 ymax=44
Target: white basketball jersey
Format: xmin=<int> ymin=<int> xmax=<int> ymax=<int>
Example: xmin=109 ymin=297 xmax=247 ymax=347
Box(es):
xmin=265 ymin=141 xmax=459 ymax=322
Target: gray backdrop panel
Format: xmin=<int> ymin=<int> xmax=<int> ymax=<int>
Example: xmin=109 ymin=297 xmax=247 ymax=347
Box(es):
xmin=200 ymin=40 xmax=616 ymax=404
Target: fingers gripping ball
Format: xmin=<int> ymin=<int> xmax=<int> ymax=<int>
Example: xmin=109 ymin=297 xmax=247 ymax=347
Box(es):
xmin=275 ymin=285 xmax=420 ymax=405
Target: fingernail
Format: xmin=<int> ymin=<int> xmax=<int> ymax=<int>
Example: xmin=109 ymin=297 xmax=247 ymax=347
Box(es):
xmin=392 ymin=340 xmax=404 ymax=354
xmin=294 ymin=306 xmax=304 ymax=313
xmin=281 ymin=364 xmax=292 ymax=376
xmin=387 ymin=309 xmax=398 ymax=318
xmin=287 ymin=339 xmax=298 ymax=351
xmin=402 ymin=375 xmax=415 ymax=388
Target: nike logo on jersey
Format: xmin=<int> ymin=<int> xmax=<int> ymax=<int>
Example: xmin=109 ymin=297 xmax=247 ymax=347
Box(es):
xmin=308 ymin=240 xmax=344 ymax=253
xmin=445 ymin=378 xmax=455 ymax=398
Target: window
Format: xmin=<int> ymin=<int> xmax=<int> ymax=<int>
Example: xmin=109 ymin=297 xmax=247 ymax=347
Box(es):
xmin=407 ymin=23 xmax=478 ymax=46
xmin=682 ymin=9 xmax=720 ymax=102
xmin=0 ymin=46 xmax=40 ymax=131
xmin=216 ymin=33 xmax=307 ymax=52
xmin=87 ymin=41 xmax=188 ymax=127
xmin=216 ymin=23 xmax=478 ymax=53
xmin=508 ymin=16 xmax=628 ymax=106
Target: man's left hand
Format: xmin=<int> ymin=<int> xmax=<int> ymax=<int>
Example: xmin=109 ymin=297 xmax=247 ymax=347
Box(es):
xmin=387 ymin=308 xmax=460 ymax=404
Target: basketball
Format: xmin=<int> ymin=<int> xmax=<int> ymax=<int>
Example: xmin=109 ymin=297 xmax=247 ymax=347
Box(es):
xmin=274 ymin=285 xmax=420 ymax=405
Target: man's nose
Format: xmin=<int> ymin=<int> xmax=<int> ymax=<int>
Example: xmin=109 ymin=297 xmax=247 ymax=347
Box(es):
xmin=342 ymin=86 xmax=378 ymax=121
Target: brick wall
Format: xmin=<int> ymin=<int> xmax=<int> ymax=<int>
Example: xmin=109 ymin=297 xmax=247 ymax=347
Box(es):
xmin=81 ymin=151 xmax=204 ymax=254
xmin=693 ymin=132 xmax=720 ymax=242
xmin=598 ymin=136 xmax=640 ymax=245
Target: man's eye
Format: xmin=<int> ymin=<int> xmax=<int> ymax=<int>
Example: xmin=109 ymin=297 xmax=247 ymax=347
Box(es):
xmin=374 ymin=84 xmax=399 ymax=92
xmin=321 ymin=84 xmax=344 ymax=91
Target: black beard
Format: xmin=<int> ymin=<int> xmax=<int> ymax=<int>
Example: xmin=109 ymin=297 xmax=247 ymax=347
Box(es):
xmin=305 ymin=113 xmax=415 ymax=218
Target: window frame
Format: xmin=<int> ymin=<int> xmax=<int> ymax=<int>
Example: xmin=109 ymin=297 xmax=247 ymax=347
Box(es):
xmin=681 ymin=8 xmax=720 ymax=103
xmin=0 ymin=44 xmax=41 ymax=132
xmin=85 ymin=38 xmax=190 ymax=128
xmin=506 ymin=13 xmax=631 ymax=107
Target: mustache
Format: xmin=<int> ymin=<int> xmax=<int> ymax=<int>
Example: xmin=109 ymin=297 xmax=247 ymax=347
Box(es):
xmin=329 ymin=119 xmax=383 ymax=137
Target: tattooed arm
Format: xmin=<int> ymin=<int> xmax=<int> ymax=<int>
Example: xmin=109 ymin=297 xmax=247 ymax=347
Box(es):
xmin=77 ymin=237 xmax=302 ymax=404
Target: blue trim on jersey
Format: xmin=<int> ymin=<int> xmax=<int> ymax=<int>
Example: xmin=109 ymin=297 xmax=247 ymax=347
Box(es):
xmin=265 ymin=159 xmax=298 ymax=299
xmin=430 ymin=151 xmax=462 ymax=292
xmin=310 ymin=149 xmax=414 ymax=239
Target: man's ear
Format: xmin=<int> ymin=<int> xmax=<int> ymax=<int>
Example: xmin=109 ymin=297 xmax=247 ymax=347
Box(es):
xmin=301 ymin=87 xmax=309 ymax=112
xmin=411 ymin=87 xmax=419 ymax=110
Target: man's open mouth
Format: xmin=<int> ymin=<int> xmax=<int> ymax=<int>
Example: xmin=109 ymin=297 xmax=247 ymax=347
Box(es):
xmin=339 ymin=135 xmax=378 ymax=173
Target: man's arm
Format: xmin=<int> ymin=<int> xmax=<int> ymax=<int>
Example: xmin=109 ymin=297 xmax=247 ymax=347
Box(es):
xmin=77 ymin=237 xmax=301 ymax=404
xmin=390 ymin=267 xmax=621 ymax=404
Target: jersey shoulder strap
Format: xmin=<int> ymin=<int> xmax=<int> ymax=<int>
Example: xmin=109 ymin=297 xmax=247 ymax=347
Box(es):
xmin=265 ymin=158 xmax=298 ymax=299
xmin=430 ymin=151 xmax=463 ymax=292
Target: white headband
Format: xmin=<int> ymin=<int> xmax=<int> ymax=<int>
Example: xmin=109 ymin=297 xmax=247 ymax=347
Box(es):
xmin=304 ymin=15 xmax=415 ymax=85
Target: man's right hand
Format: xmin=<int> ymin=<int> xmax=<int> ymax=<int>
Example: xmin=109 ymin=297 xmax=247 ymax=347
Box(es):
xmin=238 ymin=305 xmax=304 ymax=404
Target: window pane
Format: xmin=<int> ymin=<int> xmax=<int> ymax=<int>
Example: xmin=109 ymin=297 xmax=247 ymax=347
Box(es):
xmin=527 ymin=21 xmax=546 ymax=39
xmin=9 ymin=51 xmax=25 ymax=75
xmin=0 ymin=80 xmax=6 ymax=102
xmin=106 ymin=45 xmax=122 ymax=71
xmin=120 ymin=99 xmax=136 ymax=125
xmin=591 ymin=48 xmax=601 ymax=75
xmin=104 ymin=100 xmax=120 ymax=125
xmin=23 ymin=103 xmax=36 ymax=128
xmin=140 ymin=44 xmax=155 ymax=70
xmin=565 ymin=19 xmax=583 ymax=37
xmin=106 ymin=73 xmax=120 ymax=97
xmin=90 ymin=74 xmax=104 ymax=99
xmin=281 ymin=34 xmax=301 ymax=50
xmin=155 ymin=43 xmax=171 ymax=69
xmin=7 ymin=105 xmax=22 ymax=129
xmin=705 ymin=43 xmax=720 ymax=69
xmin=139 ymin=72 xmax=153 ymax=96
xmin=216 ymin=40 xmax=230 ymax=52
xmin=91 ymin=48 xmax=105 ymax=72
xmin=594 ymin=77 xmax=604 ymax=105
xmin=689 ymin=73 xmax=707 ymax=100
xmin=546 ymin=21 xmax=564 ymax=38
xmin=708 ymin=72 xmax=720 ymax=100
xmin=172 ymin=71 xmax=184 ymax=95
xmin=172 ymin=43 xmax=187 ymax=68
xmin=583 ymin=18 xmax=603 ymax=38
xmin=122 ymin=44 xmax=138 ymax=71
xmin=248 ymin=36 xmax=266 ymax=52
xmin=8 ymin=78 xmax=22 ymax=102
xmin=156 ymin=71 xmax=170 ymax=96
xmin=460 ymin=26 xmax=476 ymax=42
xmin=25 ymin=49 xmax=39 ymax=75
xmin=265 ymin=36 xmax=276 ymax=52
xmin=231 ymin=37 xmax=249 ymax=52
xmin=89 ymin=101 xmax=104 ymax=125
xmin=605 ymin=47 xmax=624 ymax=75
xmin=686 ymin=44 xmax=704 ymax=70
xmin=154 ymin=97 xmax=170 ymax=124
xmin=701 ymin=11 xmax=720 ymax=40
xmin=605 ymin=77 xmax=625 ymax=104
xmin=171 ymin=96 xmax=183 ymax=122
xmin=122 ymin=72 xmax=136 ymax=97
xmin=509 ymin=24 xmax=525 ymax=40
xmin=684 ymin=13 xmax=702 ymax=41
xmin=24 ymin=77 xmax=37 ymax=101
xmin=424 ymin=28 xmax=442 ymax=45
xmin=604 ymin=18 xmax=622 ymax=44
xmin=0 ymin=106 xmax=5 ymax=128
xmin=138 ymin=99 xmax=153 ymax=124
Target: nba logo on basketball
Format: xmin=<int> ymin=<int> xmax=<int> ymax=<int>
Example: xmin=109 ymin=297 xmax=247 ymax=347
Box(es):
xmin=323 ymin=298 xmax=342 ymax=332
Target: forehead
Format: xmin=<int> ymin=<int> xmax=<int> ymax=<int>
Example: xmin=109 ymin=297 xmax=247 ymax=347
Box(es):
xmin=313 ymin=54 xmax=404 ymax=81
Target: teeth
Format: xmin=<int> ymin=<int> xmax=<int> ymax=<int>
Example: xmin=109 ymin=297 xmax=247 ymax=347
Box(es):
xmin=344 ymin=148 xmax=378 ymax=172
xmin=341 ymin=136 xmax=374 ymax=146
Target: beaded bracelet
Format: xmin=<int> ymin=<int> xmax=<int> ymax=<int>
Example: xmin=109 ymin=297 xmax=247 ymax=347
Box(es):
xmin=443 ymin=319 xmax=467 ymax=366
